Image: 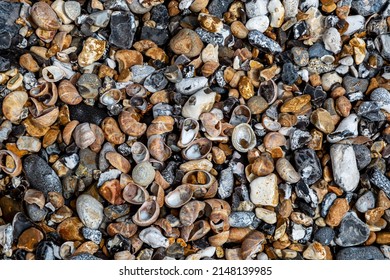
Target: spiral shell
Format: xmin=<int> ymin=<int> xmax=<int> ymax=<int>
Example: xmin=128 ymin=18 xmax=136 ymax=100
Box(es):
xmin=148 ymin=135 xmax=172 ymax=162
xmin=131 ymin=142 xmax=150 ymax=164
xmin=42 ymin=66 xmax=65 ymax=83
xmin=58 ymin=80 xmax=82 ymax=105
xmin=180 ymin=200 xmax=206 ymax=226
xmin=118 ymin=110 xmax=147 ymax=137
xmin=178 ymin=118 xmax=199 ymax=148
xmin=2 ymin=91 xmax=28 ymax=123
xmin=73 ymin=123 xmax=96 ymax=149
xmin=182 ymin=138 xmax=212 ymax=160
xmin=0 ymin=150 xmax=22 ymax=177
xmin=123 ymin=183 xmax=149 ymax=205
xmin=132 ymin=198 xmax=160 ymax=227
xmin=165 ymin=184 xmax=193 ymax=208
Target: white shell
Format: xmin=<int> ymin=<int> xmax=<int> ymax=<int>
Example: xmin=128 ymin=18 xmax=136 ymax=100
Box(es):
xmin=231 ymin=123 xmax=257 ymax=153
xmin=139 ymin=227 xmax=169 ymax=249
xmin=42 ymin=66 xmax=65 ymax=82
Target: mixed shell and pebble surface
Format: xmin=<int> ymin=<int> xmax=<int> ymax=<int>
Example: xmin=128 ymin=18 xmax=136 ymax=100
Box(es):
xmin=0 ymin=0 xmax=390 ymax=260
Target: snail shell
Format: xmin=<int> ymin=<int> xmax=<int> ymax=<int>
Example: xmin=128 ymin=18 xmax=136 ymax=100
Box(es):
xmin=258 ymin=79 xmax=278 ymax=104
xmin=132 ymin=198 xmax=160 ymax=227
xmin=180 ymin=200 xmax=206 ymax=226
xmin=62 ymin=120 xmax=79 ymax=145
xmin=118 ymin=110 xmax=147 ymax=137
xmin=182 ymin=88 xmax=216 ymax=120
xmin=148 ymin=135 xmax=172 ymax=162
xmin=31 ymin=106 xmax=59 ymax=127
xmin=139 ymin=226 xmax=169 ymax=249
xmin=208 ymin=231 xmax=230 ymax=247
xmin=182 ymin=170 xmax=217 ymax=199
xmin=73 ymin=123 xmax=96 ymax=149
xmin=131 ymin=142 xmax=150 ymax=164
xmin=146 ymin=116 xmax=175 ymax=138
xmin=30 ymin=80 xmax=58 ymax=107
xmin=123 ymin=183 xmax=149 ymax=205
xmin=165 ymin=184 xmax=194 ymax=208
xmin=240 ymin=230 xmax=266 ymax=259
xmin=24 ymin=189 xmax=45 ymax=209
xmin=182 ymin=138 xmax=212 ymax=160
xmin=100 ymin=89 xmax=121 ymax=106
xmin=231 ymin=123 xmax=257 ymax=153
xmin=58 ymin=80 xmax=82 ymax=105
xmin=0 ymin=150 xmax=22 ymax=177
xmin=132 ymin=161 xmax=155 ymax=187
xmin=42 ymin=66 xmax=65 ymax=83
xmin=200 ymin=112 xmax=221 ymax=138
xmin=178 ymin=118 xmax=199 ymax=148
xmin=2 ymin=91 xmax=28 ymax=123
xmin=30 ymin=2 xmax=61 ymax=31
xmin=229 ymin=105 xmax=252 ymax=126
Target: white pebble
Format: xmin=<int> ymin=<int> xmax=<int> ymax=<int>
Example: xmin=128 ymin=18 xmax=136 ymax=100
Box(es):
xmin=245 ymin=0 xmax=269 ymax=18
xmin=323 ymin=27 xmax=342 ymax=54
xmin=268 ymin=0 xmax=285 ymax=28
xmin=245 ymin=16 xmax=269 ymax=32
xmin=345 ymin=15 xmax=365 ymax=36
xmin=283 ymin=0 xmax=299 ymax=18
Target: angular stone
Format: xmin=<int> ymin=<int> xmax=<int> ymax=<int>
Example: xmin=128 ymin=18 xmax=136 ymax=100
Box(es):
xmin=109 ymin=11 xmax=136 ymax=49
xmin=0 ymin=56 xmax=10 ymax=72
xmin=281 ymin=63 xmax=298 ymax=85
xmin=351 ymin=0 xmax=387 ymax=16
xmin=326 ymin=198 xmax=349 ymax=227
xmin=250 ymin=173 xmax=279 ymax=206
xmin=23 ymin=155 xmax=62 ymax=195
xmin=345 ymin=15 xmax=365 ymax=36
xmin=76 ymin=194 xmax=104 ymax=230
xmin=310 ymin=108 xmax=335 ymax=134
xmin=353 ymin=144 xmax=371 ymax=171
xmin=336 ymin=246 xmax=385 ymax=260
xmin=248 ymin=30 xmax=282 ymax=54
xmin=175 ymin=77 xmax=208 ymax=95
xmin=208 ymin=0 xmax=234 ymax=17
xmin=330 ymin=144 xmax=359 ymax=192
xmin=342 ymin=75 xmax=369 ymax=94
xmin=323 ymin=27 xmax=341 ymax=54
xmin=327 ymin=113 xmax=359 ymax=143
xmin=335 ymin=212 xmax=370 ymax=247
xmin=294 ymin=148 xmax=322 ymax=185
xmin=355 ymin=191 xmax=375 ymax=213
xmin=368 ymin=168 xmax=390 ymax=199
xmin=218 ymin=167 xmax=234 ymax=199
xmin=140 ymin=26 xmax=169 ymax=46
xmin=229 ymin=211 xmax=255 ymax=227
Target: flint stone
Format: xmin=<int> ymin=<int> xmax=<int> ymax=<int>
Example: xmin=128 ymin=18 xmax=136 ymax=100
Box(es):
xmin=281 ymin=63 xmax=298 ymax=85
xmin=355 ymin=191 xmax=375 ymax=213
xmin=313 ymin=227 xmax=335 ymax=245
xmin=75 ymin=148 xmax=98 ymax=187
xmin=351 ymin=0 xmax=387 ymax=16
xmin=294 ymin=148 xmax=322 ymax=185
xmin=327 ymin=113 xmax=359 ymax=143
xmin=195 ymin=27 xmax=225 ymax=46
xmin=343 ymin=75 xmax=369 ymax=94
xmin=229 ymin=211 xmax=255 ymax=227
xmin=0 ymin=1 xmax=21 ymax=50
xmin=368 ymin=168 xmax=390 ymax=199
xmin=69 ymin=103 xmax=108 ymax=125
xmin=250 ymin=173 xmax=279 ymax=207
xmin=345 ymin=15 xmax=365 ymax=36
xmin=321 ymin=193 xmax=337 ymax=218
xmin=23 ymin=155 xmax=62 ymax=195
xmin=0 ymin=56 xmax=11 ymax=72
xmin=140 ymin=26 xmax=169 ymax=46
xmin=330 ymin=144 xmax=359 ymax=192
xmin=175 ymin=77 xmax=208 ymax=95
xmin=82 ymin=227 xmax=102 ymax=244
xmin=208 ymin=0 xmax=234 ymax=18
xmin=353 ymin=144 xmax=371 ymax=171
xmin=335 ymin=212 xmax=370 ymax=247
xmin=131 ymin=65 xmax=155 ymax=83
xmin=109 ymin=11 xmax=136 ymax=49
xmin=76 ymin=194 xmax=104 ymax=230
xmin=218 ymin=167 xmax=234 ymax=199
xmin=151 ymin=4 xmax=169 ymax=28
xmin=375 ymin=34 xmax=390 ymax=61
xmin=248 ymin=30 xmax=282 ymax=54
xmin=337 ymin=246 xmax=385 ymax=260
xmin=246 ymin=0 xmax=269 ymax=18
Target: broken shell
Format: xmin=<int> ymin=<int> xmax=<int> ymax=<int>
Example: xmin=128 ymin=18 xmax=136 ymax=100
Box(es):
xmin=241 ymin=230 xmax=265 ymax=259
xmin=73 ymin=123 xmax=96 ymax=149
xmin=258 ymin=79 xmax=278 ymax=104
xmin=209 ymin=209 xmax=230 ymax=233
xmin=132 ymin=198 xmax=160 ymax=227
xmin=139 ymin=226 xmax=169 ymax=248
xmin=208 ymin=231 xmax=230 ymax=247
xmin=0 ymin=150 xmax=22 ymax=177
xmin=200 ymin=113 xmax=222 ymax=138
xmin=62 ymin=120 xmax=79 ymax=145
xmin=102 ymin=117 xmax=125 ymax=145
xmin=182 ymin=170 xmax=217 ymax=199
xmin=29 ymin=80 xmax=58 ymax=106
xmin=31 ymin=106 xmax=59 ymax=127
xmin=105 ymin=152 xmax=131 ymax=174
xmin=131 ymin=142 xmax=150 ymax=164
xmin=123 ymin=183 xmax=150 ymax=205
xmin=148 ymin=135 xmax=172 ymax=162
xmin=100 ymin=89 xmax=122 ymax=106
xmin=230 ymin=105 xmax=252 ymax=126
xmin=118 ymin=110 xmax=147 ymax=137
xmin=24 ymin=189 xmax=45 ymax=209
xmin=42 ymin=66 xmax=65 ymax=83
xmin=178 ymin=118 xmax=199 ymax=148
xmin=187 ymin=220 xmax=211 ymax=242
xmin=132 ymin=161 xmax=155 ymax=187
xmin=31 ymin=2 xmax=61 ymax=31
xmin=146 ymin=116 xmax=175 ymax=137
xmin=126 ymin=84 xmax=147 ymax=98
xmin=180 ymin=200 xmax=206 ymax=226
xmin=165 ymin=184 xmax=194 ymax=208
xmin=231 ymin=123 xmax=257 ymax=153
xmin=2 ymin=91 xmax=28 ymax=123
xmin=58 ymin=80 xmax=82 ymax=105
xmin=182 ymin=138 xmax=212 ymax=160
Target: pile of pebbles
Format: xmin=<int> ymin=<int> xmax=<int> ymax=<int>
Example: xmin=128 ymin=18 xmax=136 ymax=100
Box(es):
xmin=0 ymin=0 xmax=390 ymax=260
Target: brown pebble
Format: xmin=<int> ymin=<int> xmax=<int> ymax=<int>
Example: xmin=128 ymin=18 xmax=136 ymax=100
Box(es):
xmin=310 ymin=108 xmax=335 ymax=134
xmin=365 ymin=207 xmax=385 ymax=225
xmin=251 ymin=153 xmax=274 ymax=177
xmin=376 ymin=232 xmax=390 ymax=245
xmin=170 ymin=28 xmax=204 ymax=58
xmin=231 ymin=21 xmax=248 ymax=39
xmin=19 ymin=53 xmax=40 ymax=73
xmin=17 ymin=227 xmax=44 ymax=252
xmin=105 ymin=152 xmax=131 ymax=173
xmin=57 ymin=217 xmax=84 ymax=241
xmin=335 ymin=96 xmax=351 ymax=117
xmin=238 ymin=76 xmax=255 ymax=100
xmin=365 ymin=231 xmax=376 ymax=246
xmin=279 ymin=199 xmax=293 ymax=218
xmin=280 ymin=95 xmax=311 ymax=113
xmin=107 ymin=222 xmax=138 ymax=238
xmin=247 ymin=96 xmax=268 ymax=114
xmin=326 ymin=198 xmax=349 ymax=227
xmin=73 ymin=241 xmax=99 ymax=255
xmin=378 ymin=190 xmax=390 ymax=209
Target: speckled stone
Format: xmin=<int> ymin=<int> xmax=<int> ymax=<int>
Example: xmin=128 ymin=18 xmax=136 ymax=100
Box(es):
xmin=313 ymin=227 xmax=335 ymax=245
xmin=336 ymin=246 xmax=385 ymax=260
xmin=335 ymin=212 xmax=370 ymax=247
xmin=294 ymin=148 xmax=322 ymax=185
xmin=351 ymin=0 xmax=387 ymax=16
xmin=368 ymin=168 xmax=390 ymax=199
xmin=76 ymin=194 xmax=104 ymax=230
xmin=248 ymin=30 xmax=282 ymax=54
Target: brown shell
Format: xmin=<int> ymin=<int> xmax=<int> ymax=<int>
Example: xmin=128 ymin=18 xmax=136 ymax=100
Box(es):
xmin=179 ymin=200 xmax=206 ymax=226
xmin=58 ymin=80 xmax=82 ymax=105
xmin=0 ymin=150 xmax=22 ymax=177
xmin=118 ymin=110 xmax=147 ymax=137
xmin=102 ymin=117 xmax=125 ymax=145
xmin=240 ymin=230 xmax=265 ymax=259
xmin=123 ymin=183 xmax=149 ymax=205
xmin=32 ymin=106 xmax=59 ymax=127
xmin=105 ymin=152 xmax=131 ymax=174
xmin=2 ymin=91 xmax=28 ymax=123
xmin=147 ymin=135 xmax=172 ymax=162
xmin=208 ymin=231 xmax=230 ymax=247
xmin=73 ymin=123 xmax=96 ymax=149
xmin=31 ymin=2 xmax=61 ymax=31
xmin=62 ymin=120 xmax=79 ymax=145
xmin=209 ymin=209 xmax=230 ymax=233
xmin=89 ymin=123 xmax=105 ymax=153
xmin=132 ymin=198 xmax=160 ymax=227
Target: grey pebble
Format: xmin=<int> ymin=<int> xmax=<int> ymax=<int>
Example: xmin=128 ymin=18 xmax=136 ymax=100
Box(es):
xmin=355 ymin=191 xmax=375 ymax=213
xmin=229 ymin=211 xmax=255 ymax=227
xmin=336 ymin=246 xmax=385 ymax=260
xmin=335 ymin=212 xmax=370 ymax=247
xmin=313 ymin=227 xmax=335 ymax=245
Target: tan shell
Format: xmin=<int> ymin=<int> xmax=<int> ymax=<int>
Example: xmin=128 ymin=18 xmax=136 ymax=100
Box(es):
xmin=181 ymin=220 xmax=211 ymax=242
xmin=0 ymin=150 xmax=22 ymax=177
xmin=209 ymin=209 xmax=230 ymax=233
xmin=31 ymin=106 xmax=59 ymax=127
xmin=62 ymin=120 xmax=79 ymax=145
xmin=99 ymin=89 xmax=122 ymax=106
xmin=180 ymin=200 xmax=206 ymax=226
xmin=31 ymin=2 xmax=61 ymax=31
xmin=105 ymin=152 xmax=131 ymax=173
xmin=89 ymin=123 xmax=105 ymax=153
xmin=178 ymin=118 xmax=199 ymax=148
xmin=132 ymin=197 xmax=160 ymax=226
xmin=29 ymin=80 xmax=58 ymax=106
xmin=24 ymin=189 xmax=45 ymax=209
xmin=147 ymin=134 xmax=172 ymax=162
xmin=58 ymin=80 xmax=82 ymax=105
xmin=200 ymin=112 xmax=221 ymax=138
xmin=241 ymin=230 xmax=265 ymax=259
xmin=165 ymin=184 xmax=193 ymax=208
xmin=19 ymin=53 xmax=40 ymax=73
xmin=73 ymin=123 xmax=96 ymax=149
xmin=123 ymin=183 xmax=149 ymax=205
xmin=102 ymin=117 xmax=125 ymax=145
xmin=2 ymin=91 xmax=28 ymax=123
xmin=208 ymin=230 xmax=230 ymax=247
xmin=231 ymin=123 xmax=257 ymax=153
xmin=118 ymin=110 xmax=147 ymax=137
xmin=182 ymin=170 xmax=217 ymax=199
xmin=131 ymin=142 xmax=150 ymax=164
xmin=182 ymin=138 xmax=212 ymax=160
xmin=146 ymin=116 xmax=174 ymax=138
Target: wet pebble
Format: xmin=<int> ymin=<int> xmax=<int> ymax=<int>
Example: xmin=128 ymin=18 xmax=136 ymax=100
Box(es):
xmin=76 ymin=194 xmax=104 ymax=230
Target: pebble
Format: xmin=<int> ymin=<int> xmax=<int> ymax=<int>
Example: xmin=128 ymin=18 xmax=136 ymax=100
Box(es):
xmin=23 ymin=155 xmax=62 ymax=196
xmin=76 ymin=194 xmax=104 ymax=230
xmin=247 ymin=96 xmax=268 ymax=114
xmin=69 ymin=103 xmax=108 ymax=125
xmin=281 ymin=63 xmax=298 ymax=85
xmin=321 ymin=72 xmax=342 ymax=91
xmin=368 ymin=168 xmax=390 ymax=199
xmin=345 ymin=15 xmax=365 ymax=36
xmin=283 ymin=0 xmax=299 ymax=18
xmin=0 ymin=56 xmax=11 ymax=72
xmin=208 ymin=0 xmax=234 ymax=18
xmin=313 ymin=227 xmax=335 ymax=245
xmin=291 ymin=47 xmax=309 ymax=66
xmin=342 ymin=75 xmax=369 ymax=94
xmin=352 ymin=145 xmax=371 ymax=171
xmin=170 ymin=28 xmax=204 ymax=58
xmin=16 ymin=136 xmax=41 ymax=152
xmin=250 ymin=173 xmax=279 ymax=207
xmin=276 ymin=158 xmax=301 ymax=183
xmin=229 ymin=211 xmax=255 ymax=227
xmin=245 ymin=0 xmax=269 ymax=18
xmin=64 ymin=1 xmax=81 ymax=21
xmin=303 ymin=242 xmax=326 ymax=260
xmin=310 ymin=108 xmax=335 ymax=134
xmin=0 ymin=1 xmax=21 ymax=50
xmin=268 ymin=0 xmax=285 ymax=28
xmin=322 ymin=27 xmax=341 ymax=54
xmin=248 ymin=30 xmax=282 ymax=54
xmin=255 ymin=208 xmax=277 ymax=224
xmin=140 ymin=26 xmax=169 ymax=46
xmin=82 ymin=227 xmax=102 ymax=244
xmin=351 ymin=0 xmax=387 ymax=16
xmin=109 ymin=11 xmax=136 ymax=49
xmin=218 ymin=167 xmax=234 ymax=199
xmin=245 ymin=16 xmax=269 ymax=33
xmin=294 ymin=148 xmax=322 ymax=185
xmin=336 ymin=246 xmax=385 ymax=260
xmin=325 ymin=198 xmax=349 ymax=227
xmin=335 ymin=212 xmax=370 ymax=247
xmin=175 ymin=77 xmax=208 ymax=95
xmin=330 ymin=144 xmax=360 ymax=192
xmin=327 ymin=113 xmax=359 ymax=143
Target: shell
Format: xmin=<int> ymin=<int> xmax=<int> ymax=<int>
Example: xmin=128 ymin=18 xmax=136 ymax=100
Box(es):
xmin=240 ymin=230 xmax=265 ymax=259
xmin=229 ymin=105 xmax=251 ymax=126
xmin=251 ymin=152 xmax=274 ymax=177
xmin=60 ymin=241 xmax=75 ymax=260
xmin=62 ymin=120 xmax=79 ymax=145
xmin=209 ymin=209 xmax=230 ymax=233
xmin=89 ymin=124 xmax=105 ymax=153
xmin=131 ymin=142 xmax=150 ymax=164
xmin=0 ymin=150 xmax=22 ymax=177
xmin=42 ymin=66 xmax=65 ymax=83
xmin=182 ymin=88 xmax=216 ymax=120
xmin=179 ymin=200 xmax=206 ymax=226
xmin=31 ymin=106 xmax=59 ymax=127
xmin=126 ymin=84 xmax=147 ymax=98
xmin=165 ymin=184 xmax=194 ymax=208
xmin=258 ymin=79 xmax=278 ymax=104
xmin=139 ymin=226 xmax=169 ymax=249
xmin=123 ymin=183 xmax=150 ymax=205
xmin=208 ymin=231 xmax=230 ymax=247
xmin=73 ymin=123 xmax=96 ymax=149
xmin=31 ymin=2 xmax=61 ymax=31
xmin=231 ymin=123 xmax=257 ymax=153
xmin=7 ymin=73 xmax=23 ymax=91
xmin=147 ymin=135 xmax=172 ymax=162
xmin=132 ymin=161 xmax=155 ymax=187
xmin=105 ymin=152 xmax=131 ymax=174
xmin=100 ymin=89 xmax=122 ymax=106
xmin=146 ymin=116 xmax=175 ymax=138
xmin=2 ymin=91 xmax=28 ymax=123
xmin=30 ymin=80 xmax=58 ymax=106
xmin=118 ymin=110 xmax=147 ymax=137
xmin=204 ymin=199 xmax=232 ymax=214
xmin=182 ymin=220 xmax=211 ymax=242
xmin=178 ymin=118 xmax=199 ymax=148
xmin=182 ymin=170 xmax=217 ymax=199
xmin=58 ymin=80 xmax=82 ymax=105
xmin=101 ymin=117 xmax=125 ymax=145
xmin=182 ymin=138 xmax=212 ymax=160
xmin=200 ymin=113 xmax=221 ymax=138
xmin=19 ymin=53 xmax=40 ymax=73
xmin=132 ymin=198 xmax=160 ymax=227
xmin=24 ymin=189 xmax=45 ymax=209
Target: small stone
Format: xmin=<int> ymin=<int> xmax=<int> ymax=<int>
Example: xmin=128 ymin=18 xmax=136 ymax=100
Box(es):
xmin=351 ymin=0 xmax=387 ymax=16
xmin=345 ymin=15 xmax=365 ymax=36
xmin=368 ymin=168 xmax=390 ymax=199
xmin=342 ymin=75 xmax=369 ymax=94
xmin=69 ymin=103 xmax=108 ymax=125
xmin=245 ymin=0 xmax=268 ymax=18
xmin=335 ymin=212 xmax=370 ymax=247
xmin=109 ymin=11 xmax=136 ymax=49
xmin=64 ymin=1 xmax=81 ymax=21
xmin=16 ymin=136 xmax=41 ymax=152
xmin=309 ymin=42 xmax=332 ymax=58
xmin=255 ymin=208 xmax=277 ymax=224
xmin=325 ymin=198 xmax=349 ymax=227
xmin=330 ymin=144 xmax=359 ymax=192
xmin=229 ymin=211 xmax=255 ymax=227
xmin=77 ymin=73 xmax=101 ymax=99
xmin=218 ymin=167 xmax=234 ymax=199
xmin=71 ymin=253 xmax=102 ymax=260
xmin=175 ymin=77 xmax=208 ymax=95
xmin=0 ymin=56 xmax=11 ymax=72
xmin=313 ymin=227 xmax=335 ymax=245
xmin=76 ymin=194 xmax=104 ymax=230
xmin=276 ymin=158 xmax=301 ymax=183
xmin=140 ymin=26 xmax=169 ymax=46
xmin=238 ymin=76 xmax=255 ymax=99
xmin=268 ymin=0 xmax=285 ymax=28
xmin=303 ymin=242 xmax=326 ymax=260
xmin=290 ymin=129 xmax=312 ymax=150
xmin=17 ymin=228 xmax=44 ymax=252
xmin=310 ymin=108 xmax=335 ymax=134
xmin=337 ymin=246 xmax=385 ymax=260
xmin=208 ymin=0 xmax=234 ymax=17
xmin=245 ymin=16 xmax=269 ymax=33
xmin=321 ymin=72 xmax=342 ymax=91
xmin=323 ymin=27 xmax=341 ymax=54
xmin=375 ymin=34 xmax=390 ymax=61
xmin=353 ymin=145 xmax=371 ymax=171
xmin=250 ymin=173 xmax=279 ymax=206
xmin=281 ymin=63 xmax=298 ymax=85
xmin=77 ymin=37 xmax=106 ymax=68
xmin=170 ymin=28 xmax=204 ymax=58
xmin=291 ymin=47 xmax=309 ymax=66
xmin=248 ymin=30 xmax=282 ymax=54
xmin=294 ymin=148 xmax=322 ymax=185
xmin=230 ymin=21 xmax=249 ymax=39
xmin=57 ymin=217 xmax=84 ymax=241
xmin=280 ymin=95 xmax=311 ymax=113
xmin=327 ymin=113 xmax=359 ymax=143
xmin=23 ymin=155 xmax=62 ymax=196
xmin=247 ymin=96 xmax=268 ymax=114
xmin=89 ymin=11 xmax=112 ymax=28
